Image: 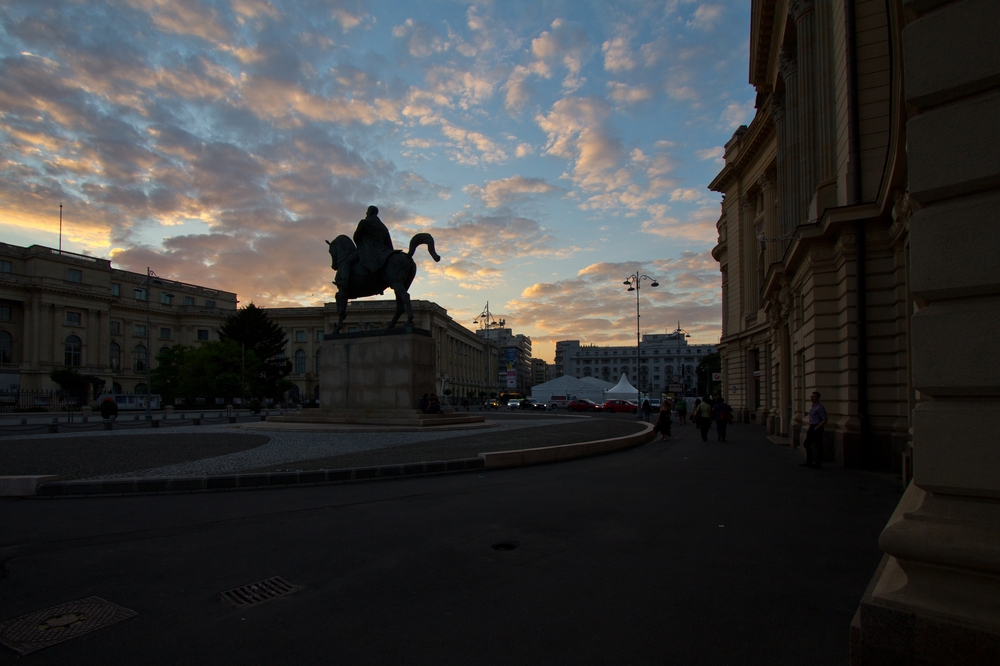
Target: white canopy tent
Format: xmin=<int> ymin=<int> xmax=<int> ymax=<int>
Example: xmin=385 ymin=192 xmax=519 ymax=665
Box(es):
xmin=604 ymin=373 xmax=643 ymax=402
xmin=529 ymin=375 xmax=606 ymax=404
xmin=580 ymin=376 xmax=615 ymax=390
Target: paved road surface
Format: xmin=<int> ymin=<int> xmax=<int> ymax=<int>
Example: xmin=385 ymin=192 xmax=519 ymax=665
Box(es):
xmin=0 ymin=420 xmax=902 ymax=665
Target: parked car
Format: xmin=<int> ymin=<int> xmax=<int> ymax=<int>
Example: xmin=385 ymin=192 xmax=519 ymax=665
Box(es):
xmin=603 ymin=399 xmax=639 ymax=414
xmin=484 ymin=399 xmax=501 ymax=410
xmin=507 ymin=399 xmax=521 ymax=410
xmin=520 ymin=399 xmax=547 ymax=411
xmin=566 ymin=398 xmax=602 ymax=412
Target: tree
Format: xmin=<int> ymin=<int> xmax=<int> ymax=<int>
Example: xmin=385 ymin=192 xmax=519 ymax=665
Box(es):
xmin=50 ymin=368 xmax=105 ymax=405
xmin=151 ymin=344 xmax=189 ymax=405
xmin=696 ymin=352 xmax=722 ymax=398
xmin=174 ymin=340 xmax=263 ymax=405
xmin=218 ymin=303 xmax=291 ymax=400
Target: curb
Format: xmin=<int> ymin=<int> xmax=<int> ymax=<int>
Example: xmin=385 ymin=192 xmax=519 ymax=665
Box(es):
xmin=22 ymin=422 xmax=657 ymax=498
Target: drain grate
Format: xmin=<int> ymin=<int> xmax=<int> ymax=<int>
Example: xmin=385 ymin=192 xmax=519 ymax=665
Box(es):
xmin=492 ymin=541 xmax=519 ymax=551
xmin=0 ymin=596 xmax=137 ymax=655
xmin=219 ymin=576 xmax=301 ymax=608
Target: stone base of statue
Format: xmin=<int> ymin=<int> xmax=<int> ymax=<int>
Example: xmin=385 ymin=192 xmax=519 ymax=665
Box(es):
xmin=268 ymin=327 xmax=485 ymax=427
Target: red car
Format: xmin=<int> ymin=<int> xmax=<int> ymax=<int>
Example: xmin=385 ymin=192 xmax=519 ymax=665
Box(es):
xmin=603 ymin=399 xmax=638 ymax=414
xmin=566 ymin=399 xmax=603 ymax=412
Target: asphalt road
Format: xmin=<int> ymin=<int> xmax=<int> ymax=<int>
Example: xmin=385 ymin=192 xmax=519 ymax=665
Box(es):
xmin=0 ymin=420 xmax=903 ymax=665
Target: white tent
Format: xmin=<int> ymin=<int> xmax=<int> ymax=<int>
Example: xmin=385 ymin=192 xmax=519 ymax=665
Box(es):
xmin=604 ymin=373 xmax=643 ymax=401
xmin=580 ymin=376 xmax=615 ymax=390
xmin=529 ymin=375 xmax=606 ymax=404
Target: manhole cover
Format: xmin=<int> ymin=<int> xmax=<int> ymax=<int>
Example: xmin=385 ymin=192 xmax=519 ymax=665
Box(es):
xmin=0 ymin=596 xmax=137 ymax=655
xmin=219 ymin=576 xmax=301 ymax=608
xmin=492 ymin=541 xmax=519 ymax=551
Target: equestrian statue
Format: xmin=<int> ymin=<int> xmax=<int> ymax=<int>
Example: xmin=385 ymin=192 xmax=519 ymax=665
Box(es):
xmin=326 ymin=205 xmax=440 ymax=333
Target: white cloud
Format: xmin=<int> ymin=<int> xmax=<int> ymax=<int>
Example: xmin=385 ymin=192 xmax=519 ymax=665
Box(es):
xmin=688 ymin=4 xmax=723 ymax=30
xmin=463 ymin=175 xmax=560 ymax=207
xmin=695 ymin=146 xmax=725 ymax=161
xmin=607 ymin=82 xmax=653 ymax=104
xmin=719 ymin=99 xmax=755 ymax=129
xmin=602 ymin=31 xmax=635 ymax=72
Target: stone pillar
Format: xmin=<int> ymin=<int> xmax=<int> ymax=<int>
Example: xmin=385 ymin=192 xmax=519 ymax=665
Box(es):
xmin=814 ymin=0 xmax=838 ymax=184
xmin=791 ymin=0 xmax=818 ymax=211
xmin=740 ymin=191 xmax=758 ymax=313
xmin=851 ymin=0 xmax=1000 ymax=662
xmin=778 ymin=48 xmax=800 ymax=236
xmin=758 ymin=171 xmax=779 ymax=267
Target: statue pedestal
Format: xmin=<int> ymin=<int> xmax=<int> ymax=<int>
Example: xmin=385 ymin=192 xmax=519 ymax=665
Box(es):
xmin=270 ymin=328 xmax=484 ymax=427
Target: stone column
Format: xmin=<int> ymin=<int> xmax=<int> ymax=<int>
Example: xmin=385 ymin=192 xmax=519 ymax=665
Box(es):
xmin=740 ymin=191 xmax=758 ymax=314
xmin=813 ymin=0 xmax=838 ymax=184
xmin=758 ymin=171 xmax=779 ymax=267
xmin=852 ymin=0 xmax=1000 ymax=661
xmin=791 ymin=0 xmax=818 ymax=212
xmin=778 ymin=48 xmax=800 ymax=235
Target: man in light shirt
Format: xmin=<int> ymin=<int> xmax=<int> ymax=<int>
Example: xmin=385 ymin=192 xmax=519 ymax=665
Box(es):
xmin=801 ymin=391 xmax=828 ymax=469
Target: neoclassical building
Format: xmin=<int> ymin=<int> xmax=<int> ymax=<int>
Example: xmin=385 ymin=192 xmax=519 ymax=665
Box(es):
xmin=710 ymin=0 xmax=910 ymax=469
xmin=0 ymin=242 xmax=498 ymax=405
xmin=712 ymin=0 xmax=1000 ymax=661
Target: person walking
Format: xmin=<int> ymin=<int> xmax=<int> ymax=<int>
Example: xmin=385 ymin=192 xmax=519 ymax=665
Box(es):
xmin=653 ymin=402 xmax=673 ymax=440
xmin=801 ymin=391 xmax=828 ymax=468
xmin=641 ymin=399 xmax=652 ymax=422
xmin=712 ymin=398 xmax=734 ymax=441
xmin=695 ymin=396 xmax=714 ymax=442
xmin=675 ymin=398 xmax=687 ymax=424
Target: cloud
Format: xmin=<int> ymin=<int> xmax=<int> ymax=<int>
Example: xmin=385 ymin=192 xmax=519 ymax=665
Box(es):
xmin=392 ymin=18 xmax=451 ymax=57
xmin=688 ymin=4 xmax=723 ymax=30
xmin=602 ymin=31 xmax=635 ymax=72
xmin=536 ymin=96 xmax=627 ymax=192
xmin=463 ymin=175 xmax=561 ymax=208
xmin=640 ymin=203 xmax=720 ymax=242
xmin=695 ymin=146 xmax=725 ymax=161
xmin=719 ymin=99 xmax=755 ymax=129
xmin=515 ymin=143 xmax=534 ymax=158
xmin=670 ymin=188 xmax=703 ymax=202
xmin=125 ymin=0 xmax=230 ymax=42
xmin=607 ymin=82 xmax=654 ymax=104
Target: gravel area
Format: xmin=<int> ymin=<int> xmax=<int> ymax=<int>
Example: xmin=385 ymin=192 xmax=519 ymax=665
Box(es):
xmin=0 ymin=414 xmax=648 ymax=480
xmin=0 ymin=432 xmax=270 ymax=480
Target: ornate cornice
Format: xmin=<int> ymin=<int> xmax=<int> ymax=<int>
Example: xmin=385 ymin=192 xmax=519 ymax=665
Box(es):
xmin=788 ymin=0 xmax=815 ymax=22
xmin=757 ymin=170 xmax=777 ymax=192
xmin=778 ymin=46 xmax=797 ymax=79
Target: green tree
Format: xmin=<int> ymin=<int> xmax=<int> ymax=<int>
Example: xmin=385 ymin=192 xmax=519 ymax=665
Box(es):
xmin=696 ymin=352 xmax=722 ymax=398
xmin=218 ymin=303 xmax=291 ymax=400
xmin=175 ymin=340 xmax=263 ymax=405
xmin=50 ymin=368 xmax=105 ymax=405
xmin=151 ymin=344 xmax=190 ymax=405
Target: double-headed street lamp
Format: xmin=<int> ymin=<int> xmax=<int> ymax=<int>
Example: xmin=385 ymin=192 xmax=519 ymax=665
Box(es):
xmin=474 ymin=302 xmax=504 ymax=403
xmin=624 ymin=272 xmax=659 ymax=418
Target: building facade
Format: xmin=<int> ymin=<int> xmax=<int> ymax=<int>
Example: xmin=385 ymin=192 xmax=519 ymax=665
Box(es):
xmin=475 ymin=327 xmax=532 ymax=395
xmin=530 ymin=357 xmax=550 ymax=387
xmin=714 ymin=0 xmax=1000 ymax=661
xmin=0 ymin=242 xmax=498 ymax=406
xmin=554 ymin=331 xmax=716 ymax=397
xmin=709 ymin=0 xmax=910 ymax=469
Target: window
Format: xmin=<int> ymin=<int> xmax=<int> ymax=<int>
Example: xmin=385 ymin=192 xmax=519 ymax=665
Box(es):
xmin=159 ymin=327 xmax=171 ymax=340
xmin=295 ymin=330 xmax=306 ymax=343
xmin=112 ymin=382 xmax=122 ymax=394
xmin=110 ymin=321 xmax=120 ymax=335
xmin=134 ymin=383 xmax=147 ymax=394
xmin=0 ymin=260 xmax=11 ymax=273
xmin=197 ymin=329 xmax=209 ymax=341
xmin=295 ymin=349 xmax=306 ymax=374
xmin=0 ymin=331 xmax=11 ymax=364
xmin=0 ymin=306 xmax=10 ymax=321
xmin=64 ymin=335 xmax=82 ymax=367
xmin=134 ymin=288 xmax=147 ymax=301
xmin=133 ymin=345 xmax=147 ymax=371
xmin=160 ymin=293 xmax=172 ymax=305
xmin=135 ymin=324 xmax=147 ymax=337
xmin=66 ymin=268 xmax=82 ymax=283
xmin=205 ymin=300 xmax=216 ymax=309
xmin=184 ymin=296 xmax=195 ymax=306
xmin=111 ymin=283 xmax=120 ymax=296
xmin=66 ymin=311 xmax=82 ymax=326
xmin=110 ymin=342 xmax=121 ymax=371
xmin=316 ymin=330 xmax=325 ymax=342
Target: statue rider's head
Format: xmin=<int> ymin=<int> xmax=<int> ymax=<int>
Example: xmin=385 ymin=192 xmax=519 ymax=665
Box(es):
xmin=367 ymin=205 xmax=379 ymax=217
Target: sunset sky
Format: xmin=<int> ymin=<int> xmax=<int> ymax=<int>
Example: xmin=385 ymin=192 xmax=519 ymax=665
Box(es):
xmin=0 ymin=0 xmax=754 ymax=362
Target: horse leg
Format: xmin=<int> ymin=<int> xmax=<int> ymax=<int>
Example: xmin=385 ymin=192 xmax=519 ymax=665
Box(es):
xmin=335 ymin=293 xmax=347 ymax=333
xmin=387 ymin=290 xmax=405 ymax=328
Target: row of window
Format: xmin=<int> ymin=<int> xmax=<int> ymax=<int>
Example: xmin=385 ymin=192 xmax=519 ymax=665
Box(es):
xmin=577 ymin=348 xmax=712 ymax=357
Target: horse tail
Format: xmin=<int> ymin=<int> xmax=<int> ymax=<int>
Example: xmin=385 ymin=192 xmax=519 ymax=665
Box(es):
xmin=407 ymin=233 xmax=441 ymax=262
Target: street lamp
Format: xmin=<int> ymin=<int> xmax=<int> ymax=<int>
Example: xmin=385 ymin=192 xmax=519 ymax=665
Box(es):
xmin=670 ymin=321 xmax=691 ymax=396
xmin=474 ymin=302 xmax=504 ymax=404
xmin=144 ymin=268 xmax=173 ymax=421
xmin=623 ymin=272 xmax=659 ymax=418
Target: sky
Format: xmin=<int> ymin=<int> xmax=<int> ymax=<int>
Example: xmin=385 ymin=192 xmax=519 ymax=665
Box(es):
xmin=0 ymin=0 xmax=754 ymax=362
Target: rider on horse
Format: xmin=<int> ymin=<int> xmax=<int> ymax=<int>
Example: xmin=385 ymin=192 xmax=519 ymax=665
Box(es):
xmin=335 ymin=205 xmax=394 ymax=293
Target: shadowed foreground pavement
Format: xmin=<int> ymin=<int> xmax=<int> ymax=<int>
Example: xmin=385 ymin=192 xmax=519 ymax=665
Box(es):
xmin=0 ymin=421 xmax=902 ymax=665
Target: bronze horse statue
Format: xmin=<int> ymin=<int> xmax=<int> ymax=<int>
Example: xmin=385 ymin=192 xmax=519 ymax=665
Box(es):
xmin=326 ymin=232 xmax=440 ymax=333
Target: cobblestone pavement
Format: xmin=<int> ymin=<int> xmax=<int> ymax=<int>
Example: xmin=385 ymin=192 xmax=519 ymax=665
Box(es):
xmin=0 ymin=415 xmax=646 ymax=480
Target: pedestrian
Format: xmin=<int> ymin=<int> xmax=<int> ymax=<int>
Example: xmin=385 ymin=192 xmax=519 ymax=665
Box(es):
xmin=695 ymin=396 xmax=713 ymax=441
xmin=712 ymin=397 xmax=734 ymax=441
xmin=675 ymin=398 xmax=687 ymax=424
xmin=641 ymin=399 xmax=652 ymax=422
xmin=424 ymin=393 xmax=442 ymax=414
xmin=801 ymin=391 xmax=828 ymax=468
xmin=418 ymin=393 xmax=429 ymax=411
xmin=653 ymin=402 xmax=673 ymax=440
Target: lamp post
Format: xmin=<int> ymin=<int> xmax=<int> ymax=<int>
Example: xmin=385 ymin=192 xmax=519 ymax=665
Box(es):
xmin=474 ymin=302 xmax=504 ymax=405
xmin=623 ymin=272 xmax=659 ymax=419
xmin=144 ymin=269 xmax=172 ymax=421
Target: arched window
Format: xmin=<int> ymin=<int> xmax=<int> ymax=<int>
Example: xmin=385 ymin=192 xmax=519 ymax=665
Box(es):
xmin=64 ymin=335 xmax=82 ymax=367
xmin=313 ymin=385 xmax=320 ymax=401
xmin=109 ymin=342 xmax=121 ymax=371
xmin=133 ymin=344 xmax=147 ymax=371
xmin=288 ymin=384 xmax=301 ymax=401
xmin=0 ymin=331 xmax=12 ymax=364
xmin=112 ymin=382 xmax=123 ymax=394
xmin=134 ymin=383 xmax=147 ymax=394
xmin=294 ymin=349 xmax=306 ymax=374
xmin=583 ymin=367 xmax=592 ymax=377
xmin=601 ymin=366 xmax=610 ymax=378
xmin=315 ymin=350 xmax=321 ymax=373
